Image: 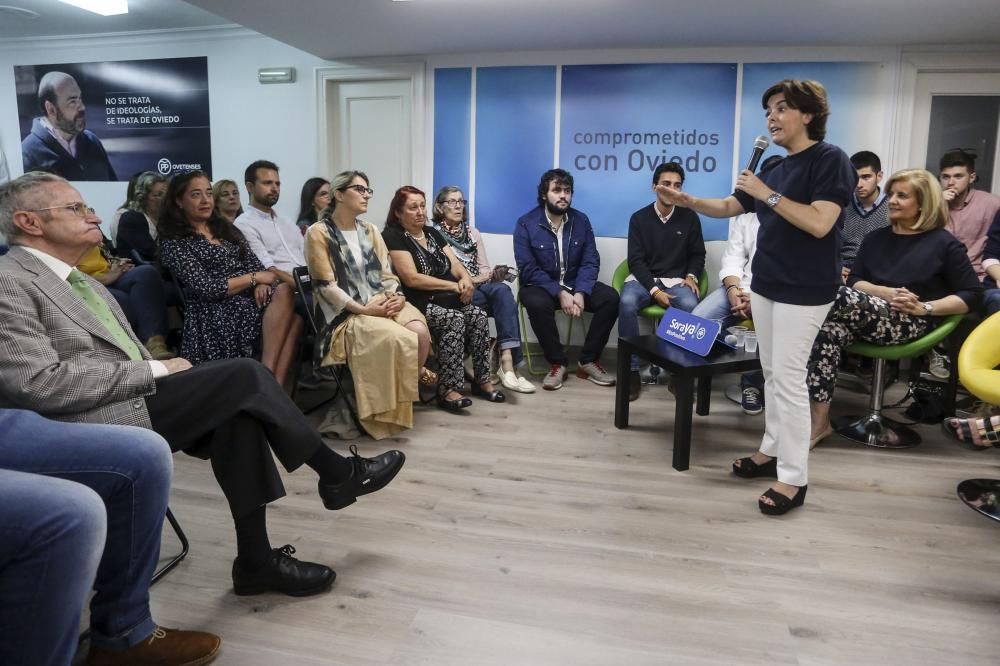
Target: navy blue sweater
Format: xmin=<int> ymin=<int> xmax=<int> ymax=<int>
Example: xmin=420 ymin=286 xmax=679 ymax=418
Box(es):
xmin=848 ymin=226 xmax=982 ymax=313
xmin=626 ymin=203 xmax=705 ymax=292
xmin=734 ymin=141 xmax=856 ymax=305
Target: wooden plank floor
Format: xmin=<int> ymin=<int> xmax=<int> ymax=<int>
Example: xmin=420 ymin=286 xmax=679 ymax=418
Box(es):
xmin=149 ymin=374 xmax=1000 ymax=665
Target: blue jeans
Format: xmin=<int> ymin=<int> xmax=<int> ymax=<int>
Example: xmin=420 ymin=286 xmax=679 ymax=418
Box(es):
xmin=691 ymin=286 xmax=743 ymax=330
xmin=473 ymin=281 xmax=523 ymax=367
xmin=618 ymin=280 xmax=699 ymax=369
xmin=983 ymin=288 xmax=1000 ymax=316
xmin=106 ymin=263 xmax=169 ymax=341
xmin=0 ymin=409 xmax=173 ymax=660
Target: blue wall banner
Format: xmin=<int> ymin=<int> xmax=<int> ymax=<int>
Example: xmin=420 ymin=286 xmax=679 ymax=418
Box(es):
xmin=433 ymin=67 xmax=472 ymax=199
xmin=15 ymin=57 xmax=211 ymax=182
xmin=559 ymin=63 xmax=737 ymax=239
xmin=474 ymin=66 xmax=557 ymax=235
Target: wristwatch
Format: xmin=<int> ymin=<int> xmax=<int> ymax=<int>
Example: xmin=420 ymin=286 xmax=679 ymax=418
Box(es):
xmin=766 ymin=192 xmax=783 ymax=207
xmin=921 ymin=301 xmax=934 ymax=314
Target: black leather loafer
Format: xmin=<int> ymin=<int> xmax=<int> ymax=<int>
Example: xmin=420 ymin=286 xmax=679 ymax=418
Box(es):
xmin=318 ymin=445 xmax=405 ymax=510
xmin=436 ymin=395 xmax=472 ymax=412
xmin=232 ymin=544 xmax=335 ymax=597
xmin=471 ymin=383 xmax=506 ymax=403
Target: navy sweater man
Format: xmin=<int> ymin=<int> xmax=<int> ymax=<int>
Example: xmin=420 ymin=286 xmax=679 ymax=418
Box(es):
xmin=21 ymin=71 xmax=117 ymax=181
xmin=514 ymin=168 xmax=619 ymax=390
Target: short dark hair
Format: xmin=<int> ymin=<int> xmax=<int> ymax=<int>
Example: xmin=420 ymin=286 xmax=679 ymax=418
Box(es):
xmin=939 ymin=149 xmax=976 ymax=173
xmin=850 ymin=151 xmax=882 ymax=173
xmin=536 ymin=168 xmax=573 ymax=206
xmin=761 ymin=79 xmax=830 ymax=141
xmin=244 ymin=160 xmax=279 ymax=185
xmin=652 ymin=162 xmax=684 ymax=186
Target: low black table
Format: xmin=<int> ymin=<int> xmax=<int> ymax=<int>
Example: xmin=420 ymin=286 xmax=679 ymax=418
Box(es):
xmin=615 ymin=335 xmax=761 ymax=471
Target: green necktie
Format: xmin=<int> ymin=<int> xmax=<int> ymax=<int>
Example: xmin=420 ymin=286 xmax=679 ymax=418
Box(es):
xmin=67 ymin=268 xmax=143 ymax=361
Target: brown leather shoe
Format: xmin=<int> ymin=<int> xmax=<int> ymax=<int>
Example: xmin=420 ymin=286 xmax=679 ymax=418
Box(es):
xmin=86 ymin=626 xmax=221 ymax=666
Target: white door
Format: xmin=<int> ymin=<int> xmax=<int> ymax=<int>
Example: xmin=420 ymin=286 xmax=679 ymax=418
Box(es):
xmin=909 ymin=72 xmax=1000 ymax=192
xmin=327 ymin=79 xmax=411 ymax=228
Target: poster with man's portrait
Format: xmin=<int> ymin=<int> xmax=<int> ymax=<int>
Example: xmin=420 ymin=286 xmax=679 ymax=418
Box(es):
xmin=14 ymin=56 xmax=212 ymax=182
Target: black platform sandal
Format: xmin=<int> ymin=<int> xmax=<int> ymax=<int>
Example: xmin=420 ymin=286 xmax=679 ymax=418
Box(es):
xmin=732 ymin=455 xmax=777 ymax=479
xmin=471 ymin=383 xmax=506 ymax=403
xmin=758 ymin=485 xmax=808 ymax=516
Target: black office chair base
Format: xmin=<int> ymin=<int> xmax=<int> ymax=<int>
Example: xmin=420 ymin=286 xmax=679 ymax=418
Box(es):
xmin=832 ymin=414 xmax=920 ymax=449
xmin=957 ymin=479 xmax=1000 ymax=522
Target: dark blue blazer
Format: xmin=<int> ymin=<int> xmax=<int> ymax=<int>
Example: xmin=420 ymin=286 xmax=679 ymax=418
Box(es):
xmin=21 ymin=117 xmax=117 ymax=182
xmin=513 ymin=205 xmax=600 ymax=296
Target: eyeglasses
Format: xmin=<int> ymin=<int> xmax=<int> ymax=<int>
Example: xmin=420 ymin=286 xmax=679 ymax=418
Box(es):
xmin=344 ymin=185 xmax=374 ymax=197
xmin=27 ymin=202 xmax=96 ymax=218
xmin=442 ymin=199 xmax=467 ymax=209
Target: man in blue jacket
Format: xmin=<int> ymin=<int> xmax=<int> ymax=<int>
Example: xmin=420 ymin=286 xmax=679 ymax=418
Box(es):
xmin=20 ymin=71 xmax=117 ymax=181
xmin=514 ymin=168 xmax=619 ymax=390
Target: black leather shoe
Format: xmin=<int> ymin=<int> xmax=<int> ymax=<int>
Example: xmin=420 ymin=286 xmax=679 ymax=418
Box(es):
xmin=232 ymin=544 xmax=335 ymax=597
xmin=318 ymin=444 xmax=405 ymax=510
xmin=436 ymin=395 xmax=473 ymax=412
xmin=471 ymin=383 xmax=506 ymax=403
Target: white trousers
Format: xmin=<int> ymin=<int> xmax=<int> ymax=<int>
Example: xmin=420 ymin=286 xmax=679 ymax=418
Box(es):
xmin=751 ymin=293 xmax=832 ymax=486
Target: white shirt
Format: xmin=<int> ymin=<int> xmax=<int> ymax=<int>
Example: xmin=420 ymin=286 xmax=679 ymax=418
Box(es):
xmin=718 ymin=212 xmax=760 ymax=290
xmin=545 ymin=210 xmax=568 ymax=288
xmin=234 ymin=205 xmax=305 ymax=273
xmin=341 ymin=229 xmax=364 ymax=271
xmin=20 ymin=246 xmax=167 ymax=377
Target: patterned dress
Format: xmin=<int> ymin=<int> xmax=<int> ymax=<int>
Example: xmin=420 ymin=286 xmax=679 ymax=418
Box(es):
xmin=159 ymin=236 xmax=266 ymax=364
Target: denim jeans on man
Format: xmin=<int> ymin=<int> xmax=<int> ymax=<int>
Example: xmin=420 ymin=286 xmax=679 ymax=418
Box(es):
xmin=0 ymin=409 xmax=172 ymax=665
xmin=472 ymin=281 xmax=524 ymax=367
xmin=618 ymin=279 xmax=699 ymax=370
xmin=691 ymin=286 xmax=745 ymax=331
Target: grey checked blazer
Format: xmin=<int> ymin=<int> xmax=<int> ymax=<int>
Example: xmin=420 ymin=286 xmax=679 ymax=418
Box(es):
xmin=0 ymin=246 xmax=157 ymax=427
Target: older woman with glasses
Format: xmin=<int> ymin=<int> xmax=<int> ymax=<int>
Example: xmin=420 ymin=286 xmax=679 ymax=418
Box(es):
xmin=432 ymin=186 xmax=534 ymax=393
xmin=304 ymin=171 xmax=431 ymax=439
xmin=384 ymin=186 xmax=504 ymax=412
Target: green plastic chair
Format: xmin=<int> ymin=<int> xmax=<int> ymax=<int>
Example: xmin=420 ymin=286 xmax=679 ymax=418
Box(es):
xmin=832 ymin=313 xmax=963 ymax=449
xmin=610 ymin=259 xmax=709 ymax=324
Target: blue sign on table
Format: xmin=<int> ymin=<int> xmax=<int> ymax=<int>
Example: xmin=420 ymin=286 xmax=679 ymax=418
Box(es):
xmin=656 ymin=308 xmax=722 ymax=357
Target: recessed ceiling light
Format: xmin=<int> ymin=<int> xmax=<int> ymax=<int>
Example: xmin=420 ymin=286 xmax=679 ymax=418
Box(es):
xmin=0 ymin=5 xmax=40 ymax=19
xmin=57 ymin=0 xmax=128 ymax=16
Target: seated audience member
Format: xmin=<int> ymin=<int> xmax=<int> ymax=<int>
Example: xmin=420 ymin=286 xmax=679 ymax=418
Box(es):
xmin=305 ymin=170 xmax=432 ymax=439
xmin=77 ymin=227 xmax=175 ymax=360
xmin=620 ymin=162 xmax=705 ymax=399
xmin=212 ymin=178 xmax=244 ymax=224
xmin=0 ymin=171 xmax=406 ymax=597
xmin=384 ymin=185 xmax=503 ymax=411
xmin=982 ymin=209 xmax=1000 ymax=315
xmin=840 ymin=150 xmax=889 ymax=279
xmin=941 ymin=149 xmax=1000 ymax=281
xmin=0 ymin=409 xmax=220 ymax=666
xmin=807 ymin=169 xmax=982 ymax=447
xmin=297 ymin=176 xmax=331 ymax=235
xmin=107 ymin=170 xmax=143 ymax=245
xmin=235 ymin=160 xmax=307 ymax=287
xmin=514 ymin=168 xmax=620 ymax=390
xmin=432 ymin=185 xmax=536 ymax=393
xmin=116 ymin=171 xmax=167 ymax=264
xmin=158 ymin=171 xmax=301 ymax=387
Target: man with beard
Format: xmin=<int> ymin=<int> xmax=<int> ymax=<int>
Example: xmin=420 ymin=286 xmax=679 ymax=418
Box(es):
xmin=235 ymin=160 xmax=305 ymax=286
xmin=514 ymin=168 xmax=619 ymax=390
xmin=21 ymin=71 xmax=117 ymax=181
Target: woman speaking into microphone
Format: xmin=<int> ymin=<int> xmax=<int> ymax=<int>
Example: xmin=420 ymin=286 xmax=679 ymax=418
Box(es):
xmin=658 ymin=80 xmax=855 ymax=515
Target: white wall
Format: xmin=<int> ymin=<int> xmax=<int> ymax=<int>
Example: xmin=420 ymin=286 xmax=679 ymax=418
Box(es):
xmin=0 ymin=27 xmax=335 ymax=232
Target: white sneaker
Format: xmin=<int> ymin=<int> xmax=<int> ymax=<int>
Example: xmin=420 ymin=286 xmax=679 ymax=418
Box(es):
xmin=500 ymin=370 xmax=536 ymax=393
xmin=928 ymin=350 xmax=950 ymax=379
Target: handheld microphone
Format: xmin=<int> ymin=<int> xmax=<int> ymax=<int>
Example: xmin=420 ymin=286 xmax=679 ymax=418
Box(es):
xmin=744 ymin=135 xmax=770 ymax=173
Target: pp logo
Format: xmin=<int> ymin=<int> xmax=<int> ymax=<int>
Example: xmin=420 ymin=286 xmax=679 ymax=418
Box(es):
xmin=695 ymin=326 xmax=707 ymax=340
xmin=157 ymin=158 xmax=172 ymax=175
